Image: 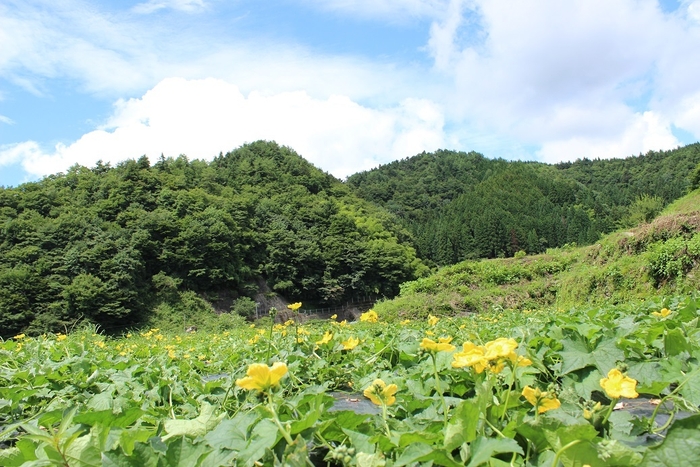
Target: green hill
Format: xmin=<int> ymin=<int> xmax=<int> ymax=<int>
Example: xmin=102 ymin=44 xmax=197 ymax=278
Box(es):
xmin=0 ymin=141 xmax=425 ymax=337
xmin=374 ymin=189 xmax=700 ymax=320
xmin=348 ymin=144 xmax=700 ymax=265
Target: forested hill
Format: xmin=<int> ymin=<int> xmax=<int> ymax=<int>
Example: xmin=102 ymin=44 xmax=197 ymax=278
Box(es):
xmin=347 ymin=143 xmax=700 ymax=265
xmin=0 ymin=141 xmax=426 ymax=337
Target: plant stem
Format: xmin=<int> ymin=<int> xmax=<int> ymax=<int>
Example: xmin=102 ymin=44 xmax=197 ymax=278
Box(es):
xmin=430 ymin=353 xmax=450 ymax=426
xmin=267 ymin=390 xmax=294 ymax=445
xmin=381 ymin=403 xmax=392 ymax=438
xmin=551 ymin=439 xmax=583 ymax=467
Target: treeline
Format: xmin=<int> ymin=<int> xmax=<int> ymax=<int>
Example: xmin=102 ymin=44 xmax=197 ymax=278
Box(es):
xmin=348 ymin=144 xmax=700 ymax=265
xmin=0 ymin=141 xmax=425 ymax=337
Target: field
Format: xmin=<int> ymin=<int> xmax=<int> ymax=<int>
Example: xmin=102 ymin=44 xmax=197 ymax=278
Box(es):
xmin=1 ymin=297 xmax=700 ymax=466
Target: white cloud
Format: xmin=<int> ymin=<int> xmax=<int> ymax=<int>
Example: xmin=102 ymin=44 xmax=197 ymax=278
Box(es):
xmin=422 ymin=0 xmax=700 ymax=161
xmin=132 ymin=0 xmax=207 ymax=15
xmin=0 ymin=141 xmax=42 ymax=167
xmin=3 ymin=78 xmax=447 ymax=179
xmin=537 ymin=111 xmax=680 ymax=163
xmin=0 ymin=115 xmax=14 ymax=125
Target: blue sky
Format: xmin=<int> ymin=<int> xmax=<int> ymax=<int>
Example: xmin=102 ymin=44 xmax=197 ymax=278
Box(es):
xmin=2 ymin=0 xmax=700 ymax=187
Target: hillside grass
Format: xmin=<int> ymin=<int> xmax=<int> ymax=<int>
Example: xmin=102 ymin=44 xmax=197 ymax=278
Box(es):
xmin=375 ymin=189 xmax=700 ymax=321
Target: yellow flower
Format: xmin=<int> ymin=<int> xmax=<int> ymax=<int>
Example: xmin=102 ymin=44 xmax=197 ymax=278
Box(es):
xmin=427 ymin=314 xmax=439 ymax=326
xmin=522 ymin=386 xmax=561 ymax=413
xmin=236 ymin=362 xmax=288 ymax=392
xmin=248 ymin=334 xmax=261 ymax=345
xmin=420 ymin=337 xmax=456 ymax=353
xmin=360 ymin=310 xmax=378 ymax=323
xmin=13 ymin=333 xmax=26 ymax=340
xmin=330 ymin=314 xmax=338 ymax=320
xmin=452 ymin=344 xmax=489 ymax=373
xmin=287 ymin=302 xmax=302 ymax=311
xmin=401 ymin=319 xmax=411 ymax=325
xmin=342 ymin=336 xmax=360 ymax=350
xmin=56 ymin=333 xmax=67 ymax=342
xmin=363 ymin=379 xmax=398 ymax=406
xmin=483 ymin=338 xmax=518 ymax=361
xmin=651 ymin=308 xmax=671 ymax=318
xmin=600 ymin=369 xmax=638 ymax=399
xmin=517 ymin=356 xmax=533 ymax=367
xmin=316 ymin=331 xmax=333 ymax=345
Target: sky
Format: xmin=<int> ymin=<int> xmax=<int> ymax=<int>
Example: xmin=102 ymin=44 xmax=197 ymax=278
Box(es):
xmin=1 ymin=0 xmax=700 ymax=187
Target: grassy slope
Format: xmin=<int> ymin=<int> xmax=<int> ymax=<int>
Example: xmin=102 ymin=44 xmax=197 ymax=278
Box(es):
xmin=375 ymin=189 xmax=700 ymax=321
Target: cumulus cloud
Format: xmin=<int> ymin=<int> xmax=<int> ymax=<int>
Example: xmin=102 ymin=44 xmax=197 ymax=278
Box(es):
xmin=537 ymin=111 xmax=679 ymax=163
xmin=2 ymin=78 xmax=447 ymax=178
xmin=426 ymin=0 xmax=699 ymax=159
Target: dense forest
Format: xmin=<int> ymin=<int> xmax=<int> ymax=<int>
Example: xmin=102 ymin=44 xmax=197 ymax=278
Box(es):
xmin=2 ymin=140 xmax=700 ymax=336
xmin=348 ymin=144 xmax=700 ymax=264
xmin=0 ymin=141 xmax=425 ymax=337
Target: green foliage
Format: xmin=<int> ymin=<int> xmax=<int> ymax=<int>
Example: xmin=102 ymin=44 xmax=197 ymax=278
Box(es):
xmin=377 ymin=190 xmax=700 ymax=318
xmin=1 ymin=295 xmax=699 ymax=464
xmin=231 ymin=297 xmax=257 ymax=319
xmin=623 ymin=194 xmax=665 ymax=227
xmin=349 ymin=143 xmax=700 ymax=265
xmin=647 ymin=233 xmax=700 ymax=285
xmin=0 ymin=141 xmax=424 ymax=337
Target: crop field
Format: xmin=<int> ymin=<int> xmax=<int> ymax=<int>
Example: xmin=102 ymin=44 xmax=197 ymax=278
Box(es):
xmin=1 ymin=297 xmax=700 ymax=466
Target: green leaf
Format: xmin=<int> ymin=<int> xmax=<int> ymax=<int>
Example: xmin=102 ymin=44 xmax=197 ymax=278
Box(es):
xmin=86 ymin=390 xmax=115 ymax=411
xmin=203 ymin=412 xmax=258 ymax=452
xmin=282 ymin=436 xmax=310 ymax=467
xmin=237 ymin=419 xmax=279 ymax=467
xmin=343 ymin=428 xmax=375 ymax=455
xmin=557 ymin=339 xmax=595 ymax=376
xmin=628 ymin=361 xmax=669 ymax=395
xmin=591 ymin=338 xmax=626 ymax=376
xmin=664 ymin=329 xmax=689 ymax=357
xmin=640 ymin=414 xmax=700 ymax=466
xmin=679 ymin=368 xmax=700 ymax=406
xmin=466 ymin=437 xmax=523 ymax=467
xmin=64 ymin=434 xmax=102 ymax=467
xmin=101 ymin=443 xmax=159 ymax=467
xmin=161 ymin=436 xmax=207 ymax=467
xmin=444 ymin=399 xmax=481 ymax=451
xmin=162 ymin=402 xmax=224 ymax=441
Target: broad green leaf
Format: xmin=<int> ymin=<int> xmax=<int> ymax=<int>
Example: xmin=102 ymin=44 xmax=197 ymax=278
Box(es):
xmin=664 ymin=329 xmax=689 ymax=357
xmin=203 ymin=412 xmax=258 ymax=452
xmin=395 ymin=443 xmax=461 ymax=467
xmin=557 ymin=338 xmax=594 ymax=376
xmin=237 ymin=419 xmax=279 ymax=467
xmin=161 ymin=436 xmax=207 ymax=467
xmin=466 ymin=437 xmax=523 ymax=467
xmin=0 ymin=447 xmax=26 ymax=467
xmin=64 ymin=434 xmax=102 ymax=467
xmin=679 ymin=367 xmax=700 ymax=406
xmin=640 ymin=415 xmax=700 ymax=466
xmin=628 ymin=361 xmax=669 ymax=395
xmin=591 ymin=338 xmax=626 ymax=375
xmin=162 ymin=402 xmax=224 ymax=441
xmin=343 ymin=428 xmax=375 ymax=454
xmin=86 ymin=391 xmax=114 ymax=411
xmin=444 ymin=399 xmax=481 ymax=451
xmin=398 ymin=431 xmax=439 ymax=448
